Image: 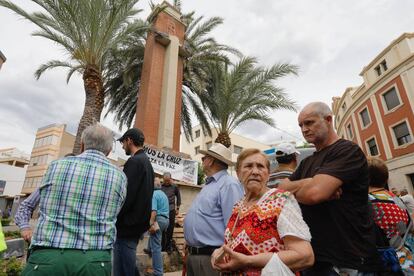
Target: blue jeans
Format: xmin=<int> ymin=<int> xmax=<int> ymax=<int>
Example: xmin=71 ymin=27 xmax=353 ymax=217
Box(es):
xmin=113 ymin=238 xmax=139 ymax=276
xmin=149 ymin=216 xmax=169 ymax=276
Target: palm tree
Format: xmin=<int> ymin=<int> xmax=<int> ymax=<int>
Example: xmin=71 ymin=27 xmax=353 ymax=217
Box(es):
xmin=104 ymin=5 xmax=240 ymax=141
xmin=0 ymin=0 xmax=147 ymax=154
xmin=198 ymin=57 xmax=298 ymax=148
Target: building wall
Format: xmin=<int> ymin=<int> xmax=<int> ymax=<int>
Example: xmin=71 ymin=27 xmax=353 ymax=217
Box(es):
xmin=180 ymin=125 xmax=270 ymax=174
xmin=22 ymin=124 xmax=68 ymax=194
xmin=333 ymin=33 xmax=414 ymax=192
xmin=21 ymin=124 xmax=126 ymax=195
xmin=176 ymin=182 xmax=202 ymax=213
xmin=0 ymin=163 xmax=27 ymax=196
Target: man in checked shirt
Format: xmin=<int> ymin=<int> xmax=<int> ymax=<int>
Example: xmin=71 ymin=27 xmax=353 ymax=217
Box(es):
xmin=15 ymin=124 xmax=127 ymax=275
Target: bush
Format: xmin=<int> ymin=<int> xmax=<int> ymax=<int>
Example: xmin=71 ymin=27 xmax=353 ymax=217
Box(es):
xmin=4 ymin=231 xmax=20 ymax=240
xmin=0 ymin=218 xmax=11 ymax=227
xmin=0 ymin=257 xmax=24 ymax=276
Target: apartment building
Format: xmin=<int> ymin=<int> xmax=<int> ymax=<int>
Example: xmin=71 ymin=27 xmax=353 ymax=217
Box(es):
xmin=332 ymin=33 xmax=414 ymax=191
xmin=0 ymin=148 xmax=29 ymax=196
xmin=21 ymin=124 xmax=75 ymax=194
xmin=180 ymin=125 xmax=270 ymax=174
xmin=21 ymin=124 xmax=127 ymax=195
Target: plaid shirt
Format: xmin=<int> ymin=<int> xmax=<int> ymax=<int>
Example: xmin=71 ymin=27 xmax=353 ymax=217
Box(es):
xmin=31 ymin=150 xmax=127 ymax=250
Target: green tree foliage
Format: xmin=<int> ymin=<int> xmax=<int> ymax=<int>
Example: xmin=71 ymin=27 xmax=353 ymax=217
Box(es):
xmin=199 ymin=57 xmax=298 ymax=148
xmin=0 ymin=0 xmax=147 ymax=153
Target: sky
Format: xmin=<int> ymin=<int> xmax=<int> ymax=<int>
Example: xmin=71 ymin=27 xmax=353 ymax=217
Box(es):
xmin=1 ymin=0 xmax=414 ymax=154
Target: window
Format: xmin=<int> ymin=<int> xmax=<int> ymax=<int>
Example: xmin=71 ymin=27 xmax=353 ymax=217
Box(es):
xmin=381 ymin=60 xmax=388 ymax=71
xmin=342 ymin=102 xmax=347 ymax=111
xmin=34 ymin=135 xmax=59 ymax=148
xmin=206 ymin=142 xmax=212 ymax=150
xmin=374 ymin=60 xmax=388 ymax=76
xmin=30 ymin=154 xmax=54 ymax=166
xmin=392 ymin=121 xmax=412 ymax=146
xmin=347 ymin=124 xmax=353 ymax=139
xmin=359 ymin=108 xmax=371 ymax=127
xmin=24 ymin=177 xmax=34 ymax=188
xmin=195 ymin=130 xmax=200 ymax=138
xmin=33 ymin=176 xmax=43 ymax=188
xmin=234 ymin=145 xmax=243 ymax=155
xmin=375 ymin=65 xmax=381 ymax=76
xmin=367 ymin=138 xmax=379 ymax=156
xmin=409 ymin=173 xmax=414 ymax=187
xmin=383 ymin=87 xmax=400 ymax=111
xmin=195 ymin=146 xmax=200 ymax=155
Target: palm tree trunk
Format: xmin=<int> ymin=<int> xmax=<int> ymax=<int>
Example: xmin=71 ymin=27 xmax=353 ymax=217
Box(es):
xmin=215 ymin=131 xmax=232 ymax=148
xmin=72 ymin=65 xmax=104 ymax=154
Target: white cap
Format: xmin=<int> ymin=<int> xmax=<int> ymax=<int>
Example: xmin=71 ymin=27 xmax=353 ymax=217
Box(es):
xmin=275 ymin=143 xmax=300 ymax=157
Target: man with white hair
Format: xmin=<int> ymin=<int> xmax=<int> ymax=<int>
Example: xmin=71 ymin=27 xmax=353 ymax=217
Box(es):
xmin=279 ymin=102 xmax=383 ymax=275
xmin=21 ymin=124 xmax=127 ymax=275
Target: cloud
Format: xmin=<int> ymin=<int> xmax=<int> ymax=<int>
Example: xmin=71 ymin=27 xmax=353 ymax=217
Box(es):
xmin=1 ymin=0 xmax=414 ymax=154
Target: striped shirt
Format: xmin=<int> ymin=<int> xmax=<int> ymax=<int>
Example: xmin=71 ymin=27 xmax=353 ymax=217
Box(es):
xmin=31 ymin=150 xmax=127 ymax=250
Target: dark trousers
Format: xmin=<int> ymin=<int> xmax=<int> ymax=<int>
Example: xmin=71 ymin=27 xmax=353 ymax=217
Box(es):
xmin=162 ymin=209 xmax=175 ymax=251
xmin=113 ymin=238 xmax=139 ymax=276
xmin=186 ymin=254 xmax=220 ymax=276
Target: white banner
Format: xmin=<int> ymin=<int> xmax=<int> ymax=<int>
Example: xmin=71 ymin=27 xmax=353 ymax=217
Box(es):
xmin=143 ymin=146 xmax=198 ymax=185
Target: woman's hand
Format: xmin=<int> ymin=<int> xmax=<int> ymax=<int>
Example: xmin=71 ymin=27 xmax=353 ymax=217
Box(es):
xmin=211 ymin=245 xmax=249 ymax=272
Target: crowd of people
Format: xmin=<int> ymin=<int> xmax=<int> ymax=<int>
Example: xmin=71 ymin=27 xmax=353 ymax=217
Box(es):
xmin=10 ymin=101 xmax=414 ymax=276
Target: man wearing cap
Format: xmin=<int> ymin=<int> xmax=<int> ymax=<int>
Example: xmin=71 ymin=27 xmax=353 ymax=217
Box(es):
xmin=114 ymin=128 xmax=154 ymax=276
xmin=184 ymin=143 xmax=244 ymax=276
xmin=268 ymin=143 xmax=300 ymax=188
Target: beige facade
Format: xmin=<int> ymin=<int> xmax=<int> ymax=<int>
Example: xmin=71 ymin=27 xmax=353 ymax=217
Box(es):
xmin=21 ymin=124 xmax=75 ymax=194
xmin=332 ymin=33 xmax=414 ymax=192
xmin=21 ymin=124 xmax=127 ymax=194
xmin=180 ymin=125 xmax=270 ymax=174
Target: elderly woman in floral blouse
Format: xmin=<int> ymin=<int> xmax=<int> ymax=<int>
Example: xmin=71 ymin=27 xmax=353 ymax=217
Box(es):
xmin=211 ymin=148 xmax=314 ymax=275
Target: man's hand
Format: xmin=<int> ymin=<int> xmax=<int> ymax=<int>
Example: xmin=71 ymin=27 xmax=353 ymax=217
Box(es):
xmin=328 ymin=188 xmax=342 ymax=200
xmin=21 ymin=228 xmax=32 ymax=243
xmin=278 ymin=178 xmax=293 ymax=191
xmin=278 ymin=178 xmax=307 ymax=195
xmin=149 ymin=224 xmax=156 ymax=234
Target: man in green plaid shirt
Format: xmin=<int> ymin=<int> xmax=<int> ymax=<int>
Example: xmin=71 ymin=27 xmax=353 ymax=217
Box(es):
xmin=22 ymin=124 xmax=127 ymax=276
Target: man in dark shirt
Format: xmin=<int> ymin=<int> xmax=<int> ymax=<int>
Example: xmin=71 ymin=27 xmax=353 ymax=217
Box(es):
xmin=113 ymin=128 xmax=154 ymax=276
xmin=279 ymin=102 xmax=382 ymax=275
xmin=161 ymin=172 xmax=181 ymax=253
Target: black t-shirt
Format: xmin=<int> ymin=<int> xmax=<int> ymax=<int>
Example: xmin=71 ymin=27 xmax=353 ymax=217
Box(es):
xmin=290 ymin=139 xmax=382 ymax=271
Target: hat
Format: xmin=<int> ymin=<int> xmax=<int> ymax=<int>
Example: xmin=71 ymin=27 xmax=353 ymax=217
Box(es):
xmin=118 ymin=128 xmax=145 ymax=144
xmin=275 ymin=143 xmax=300 ymax=157
xmin=199 ymin=143 xmax=234 ymax=166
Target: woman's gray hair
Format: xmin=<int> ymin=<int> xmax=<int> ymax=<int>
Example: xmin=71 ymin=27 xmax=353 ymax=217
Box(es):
xmin=81 ymin=124 xmax=113 ymax=154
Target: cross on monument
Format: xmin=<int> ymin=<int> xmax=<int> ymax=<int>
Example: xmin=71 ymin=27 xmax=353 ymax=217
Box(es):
xmin=134 ymin=1 xmax=187 ymax=151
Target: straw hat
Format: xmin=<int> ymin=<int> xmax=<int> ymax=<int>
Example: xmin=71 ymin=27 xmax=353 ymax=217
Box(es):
xmin=199 ymin=143 xmax=234 ymax=166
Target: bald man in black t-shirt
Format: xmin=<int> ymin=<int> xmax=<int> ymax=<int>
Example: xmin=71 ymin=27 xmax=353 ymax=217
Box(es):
xmin=279 ymin=102 xmax=383 ymax=275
